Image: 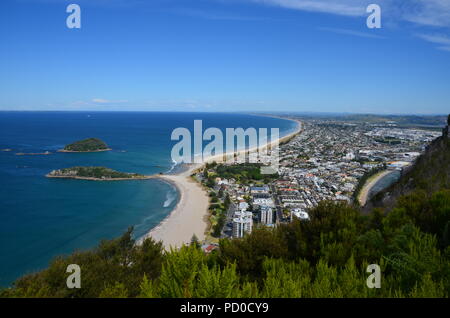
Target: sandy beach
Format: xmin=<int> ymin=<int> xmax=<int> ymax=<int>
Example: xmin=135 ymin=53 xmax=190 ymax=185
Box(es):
xmin=138 ymin=167 xmax=209 ymax=249
xmin=139 ymin=118 xmax=303 ymax=249
xmin=358 ymin=170 xmax=392 ymax=206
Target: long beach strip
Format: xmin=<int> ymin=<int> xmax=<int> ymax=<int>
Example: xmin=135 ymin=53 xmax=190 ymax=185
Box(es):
xmin=139 ymin=118 xmax=303 ymax=249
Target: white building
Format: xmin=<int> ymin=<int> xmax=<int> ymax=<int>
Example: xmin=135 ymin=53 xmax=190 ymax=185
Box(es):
xmin=250 ymin=186 xmax=270 ymax=194
xmin=238 ymin=200 xmax=249 ymax=211
xmin=232 ymin=211 xmax=253 ymax=238
xmin=291 ymin=209 xmax=310 ymax=221
xmin=343 ymin=152 xmax=355 ymax=161
xmin=253 ymin=197 xmax=275 ymax=208
xmin=260 ymin=206 xmax=274 ymax=225
xmin=217 ymin=178 xmax=229 ymax=185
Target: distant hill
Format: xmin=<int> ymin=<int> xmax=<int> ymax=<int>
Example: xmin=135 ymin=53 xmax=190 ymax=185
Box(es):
xmin=273 ymin=112 xmax=447 ymax=128
xmin=338 ymin=114 xmax=447 ymax=127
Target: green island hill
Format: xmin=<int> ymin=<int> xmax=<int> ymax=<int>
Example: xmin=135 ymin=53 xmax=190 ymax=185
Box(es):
xmin=46 ymin=166 xmax=153 ymax=181
xmin=59 ymin=138 xmax=111 ymax=152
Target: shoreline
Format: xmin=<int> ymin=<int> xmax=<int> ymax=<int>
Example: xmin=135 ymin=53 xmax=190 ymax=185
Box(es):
xmin=57 ymin=148 xmax=112 ymax=153
xmin=138 ymin=168 xmax=210 ymax=248
xmin=139 ymin=117 xmax=303 ymax=249
xmin=358 ymin=170 xmax=392 ymax=206
xmin=46 ymin=175 xmax=155 ymax=181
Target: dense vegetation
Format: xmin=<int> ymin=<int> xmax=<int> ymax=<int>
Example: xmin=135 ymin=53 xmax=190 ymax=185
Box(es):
xmin=201 ymin=164 xmax=232 ymax=238
xmin=374 ymin=137 xmax=402 ymax=145
xmin=63 ymin=138 xmax=109 ymax=152
xmin=352 ymin=165 xmax=386 ymax=203
xmin=49 ymin=167 xmax=146 ymax=179
xmin=209 ymin=193 xmax=231 ymax=238
xmin=213 ymin=163 xmax=279 ymax=184
xmin=2 ymin=137 xmax=449 ymax=298
xmin=201 ymin=162 xmax=263 ymax=238
xmin=2 ymin=189 xmax=448 ymax=298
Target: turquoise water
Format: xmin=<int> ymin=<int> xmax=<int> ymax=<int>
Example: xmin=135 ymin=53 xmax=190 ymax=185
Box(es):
xmin=0 ymin=111 xmax=297 ymax=286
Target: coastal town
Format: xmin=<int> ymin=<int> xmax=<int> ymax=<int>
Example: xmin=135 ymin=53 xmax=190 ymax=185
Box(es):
xmin=196 ymin=116 xmax=442 ymax=249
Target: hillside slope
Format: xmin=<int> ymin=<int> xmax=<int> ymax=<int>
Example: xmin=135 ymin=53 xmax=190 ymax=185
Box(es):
xmin=367 ymin=135 xmax=450 ymax=210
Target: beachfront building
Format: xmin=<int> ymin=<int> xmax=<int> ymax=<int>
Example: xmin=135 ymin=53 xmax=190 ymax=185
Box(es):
xmin=291 ymin=208 xmax=310 ymax=221
xmin=259 ymin=206 xmax=274 ymax=225
xmin=250 ymin=186 xmax=270 ymax=194
xmin=253 ymin=197 xmax=275 ymax=208
xmin=232 ymin=211 xmax=253 ymax=238
xmin=238 ymin=200 xmax=249 ymax=211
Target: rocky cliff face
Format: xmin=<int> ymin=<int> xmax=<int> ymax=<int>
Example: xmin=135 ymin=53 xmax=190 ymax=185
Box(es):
xmin=443 ymin=114 xmax=450 ymax=138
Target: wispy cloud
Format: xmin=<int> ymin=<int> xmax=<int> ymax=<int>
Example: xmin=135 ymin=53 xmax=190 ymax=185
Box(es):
xmin=248 ymin=0 xmax=450 ymax=28
xmin=249 ymin=0 xmax=369 ymax=17
xmin=416 ymin=33 xmax=450 ymax=52
xmin=400 ymin=0 xmax=450 ymax=28
xmin=243 ymin=0 xmax=450 ymax=52
xmin=318 ymin=27 xmax=385 ymax=39
xmin=92 ymin=98 xmax=128 ymax=104
xmin=21 ymin=0 xmax=450 ymax=52
xmin=92 ymin=98 xmax=109 ymax=104
xmin=416 ymin=33 xmax=450 ymax=45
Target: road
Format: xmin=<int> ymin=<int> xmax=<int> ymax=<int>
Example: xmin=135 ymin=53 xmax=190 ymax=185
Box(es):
xmin=221 ymin=202 xmax=236 ymax=238
xmin=270 ymin=184 xmax=284 ymax=224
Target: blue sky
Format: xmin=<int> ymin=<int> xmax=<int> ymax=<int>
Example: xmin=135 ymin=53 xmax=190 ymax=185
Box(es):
xmin=0 ymin=0 xmax=449 ymax=114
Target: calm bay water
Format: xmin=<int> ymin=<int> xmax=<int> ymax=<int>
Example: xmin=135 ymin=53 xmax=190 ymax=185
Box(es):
xmin=368 ymin=170 xmax=402 ymax=200
xmin=0 ymin=111 xmax=296 ymax=286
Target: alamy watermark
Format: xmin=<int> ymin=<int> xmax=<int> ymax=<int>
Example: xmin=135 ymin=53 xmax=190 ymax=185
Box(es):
xmin=171 ymin=120 xmax=280 ymax=174
xmin=66 ymin=264 xmax=81 ymax=289
xmin=65 ymin=4 xmax=381 ymax=30
xmin=66 ymin=4 xmax=81 ymax=29
xmin=366 ymin=264 xmax=381 ymax=288
xmin=367 ymin=4 xmax=382 ymax=29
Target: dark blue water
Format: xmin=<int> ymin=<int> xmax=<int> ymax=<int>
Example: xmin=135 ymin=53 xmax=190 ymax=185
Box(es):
xmin=0 ymin=111 xmax=296 ymax=286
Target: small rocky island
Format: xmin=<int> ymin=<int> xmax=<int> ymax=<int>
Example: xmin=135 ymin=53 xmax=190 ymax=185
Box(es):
xmin=46 ymin=167 xmax=152 ymax=181
xmin=59 ymin=138 xmax=111 ymax=152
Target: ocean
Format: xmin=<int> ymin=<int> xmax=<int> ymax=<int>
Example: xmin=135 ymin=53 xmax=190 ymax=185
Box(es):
xmin=0 ymin=111 xmax=297 ymax=286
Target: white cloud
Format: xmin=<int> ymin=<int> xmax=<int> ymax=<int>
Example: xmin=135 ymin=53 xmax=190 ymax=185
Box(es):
xmin=244 ymin=0 xmax=450 ymax=51
xmin=248 ymin=0 xmax=450 ymax=28
xmin=416 ymin=33 xmax=450 ymax=45
xmin=416 ymin=33 xmax=450 ymax=52
xmin=92 ymin=98 xmax=128 ymax=104
xmin=92 ymin=98 xmax=109 ymax=103
xmin=400 ymin=0 xmax=450 ymax=28
xmin=250 ymin=0 xmax=369 ymax=17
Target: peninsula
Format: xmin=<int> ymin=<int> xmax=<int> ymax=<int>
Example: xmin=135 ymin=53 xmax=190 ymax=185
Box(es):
xmin=58 ymin=138 xmax=111 ymax=152
xmin=46 ymin=166 xmax=152 ymax=181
